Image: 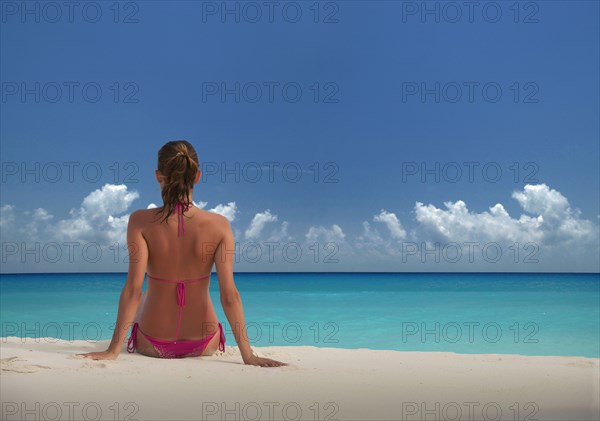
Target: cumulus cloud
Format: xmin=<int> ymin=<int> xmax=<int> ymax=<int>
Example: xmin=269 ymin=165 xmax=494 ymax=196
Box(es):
xmin=304 ymin=224 xmax=350 ymax=268
xmin=512 ymin=184 xmax=569 ymax=220
xmin=355 ymin=220 xmax=401 ymax=259
xmin=413 ymin=199 xmax=545 ymax=244
xmin=227 ymin=209 xmax=293 ymax=244
xmin=53 ymin=184 xmax=139 ymax=243
xmin=245 ymin=210 xmax=278 ymax=239
xmin=352 ymin=183 xmax=599 ymax=271
xmin=358 ymin=221 xmax=384 ymax=244
xmin=305 ymin=224 xmax=346 ymax=243
xmin=413 ymin=183 xmax=597 ymax=248
xmin=23 ymin=208 xmax=54 ymax=241
xmin=373 ymin=209 xmax=407 ymax=240
xmin=1 ymin=182 xmax=597 ymax=272
xmin=208 ymin=201 xmax=237 ymax=222
xmin=266 ymin=220 xmax=294 ymax=242
xmin=512 ymin=184 xmax=597 ymax=245
xmin=0 ymin=204 xmax=16 ymax=228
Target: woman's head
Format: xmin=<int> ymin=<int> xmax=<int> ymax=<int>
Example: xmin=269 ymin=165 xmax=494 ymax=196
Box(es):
xmin=155 ymin=140 xmax=201 ymax=223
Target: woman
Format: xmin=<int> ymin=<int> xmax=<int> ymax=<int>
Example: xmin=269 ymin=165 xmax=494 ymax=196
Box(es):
xmin=78 ymin=140 xmax=287 ymax=367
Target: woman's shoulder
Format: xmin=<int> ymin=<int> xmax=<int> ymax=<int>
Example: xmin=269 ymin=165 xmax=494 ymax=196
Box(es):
xmin=195 ymin=208 xmax=230 ymax=226
xmin=128 ymin=207 xmax=159 ymax=222
xmin=128 ymin=206 xmax=230 ymax=227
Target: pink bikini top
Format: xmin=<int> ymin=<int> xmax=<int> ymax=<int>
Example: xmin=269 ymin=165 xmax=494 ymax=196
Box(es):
xmin=147 ymin=200 xmax=212 ymax=344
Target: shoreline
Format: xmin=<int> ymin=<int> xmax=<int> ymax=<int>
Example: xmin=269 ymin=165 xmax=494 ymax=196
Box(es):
xmin=2 ymin=337 xmax=599 ymax=420
xmin=1 ymin=336 xmax=598 ymax=359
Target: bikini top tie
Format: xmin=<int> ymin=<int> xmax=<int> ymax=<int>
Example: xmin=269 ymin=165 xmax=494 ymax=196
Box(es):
xmin=173 ymin=201 xmax=192 ymax=237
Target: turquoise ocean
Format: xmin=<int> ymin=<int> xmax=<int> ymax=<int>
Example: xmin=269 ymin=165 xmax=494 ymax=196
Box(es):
xmin=1 ymin=272 xmax=598 ymax=358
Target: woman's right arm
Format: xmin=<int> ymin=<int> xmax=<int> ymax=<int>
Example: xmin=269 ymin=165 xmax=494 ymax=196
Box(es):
xmin=214 ymin=216 xmax=287 ymax=368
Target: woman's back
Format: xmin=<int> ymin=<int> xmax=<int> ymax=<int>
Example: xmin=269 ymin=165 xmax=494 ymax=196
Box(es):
xmin=143 ymin=205 xmax=222 ymax=278
xmin=135 ymin=205 xmax=227 ymax=345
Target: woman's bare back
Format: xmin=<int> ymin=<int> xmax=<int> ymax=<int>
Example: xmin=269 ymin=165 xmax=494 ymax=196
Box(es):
xmin=134 ymin=205 xmax=226 ymax=356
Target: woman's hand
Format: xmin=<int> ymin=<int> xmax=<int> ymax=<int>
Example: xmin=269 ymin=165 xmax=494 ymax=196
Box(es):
xmin=76 ymin=349 xmax=119 ymax=360
xmin=243 ymin=354 xmax=288 ymax=367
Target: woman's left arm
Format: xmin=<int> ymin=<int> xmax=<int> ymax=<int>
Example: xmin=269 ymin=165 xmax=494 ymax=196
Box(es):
xmin=77 ymin=210 xmax=148 ymax=360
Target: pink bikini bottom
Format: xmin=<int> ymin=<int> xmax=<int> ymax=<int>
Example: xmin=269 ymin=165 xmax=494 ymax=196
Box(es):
xmin=127 ymin=322 xmax=225 ymax=358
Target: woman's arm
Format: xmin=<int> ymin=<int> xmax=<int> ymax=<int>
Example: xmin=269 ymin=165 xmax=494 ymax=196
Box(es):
xmin=214 ymin=216 xmax=287 ymax=367
xmin=78 ymin=210 xmax=148 ymax=360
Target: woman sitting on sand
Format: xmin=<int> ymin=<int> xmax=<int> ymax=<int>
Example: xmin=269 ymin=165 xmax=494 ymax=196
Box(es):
xmin=78 ymin=140 xmax=286 ymax=367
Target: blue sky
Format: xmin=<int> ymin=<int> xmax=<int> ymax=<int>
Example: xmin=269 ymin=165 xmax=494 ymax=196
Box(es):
xmin=1 ymin=1 xmax=599 ymax=272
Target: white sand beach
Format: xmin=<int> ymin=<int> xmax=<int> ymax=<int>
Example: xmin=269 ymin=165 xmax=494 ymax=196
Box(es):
xmin=1 ymin=337 xmax=598 ymax=421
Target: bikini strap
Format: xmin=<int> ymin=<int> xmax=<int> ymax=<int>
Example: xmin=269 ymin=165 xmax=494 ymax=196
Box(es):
xmin=146 ymin=274 xmax=211 ymax=283
xmin=174 ymin=201 xmax=192 ymax=237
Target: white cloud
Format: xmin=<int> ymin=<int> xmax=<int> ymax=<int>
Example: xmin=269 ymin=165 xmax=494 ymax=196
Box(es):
xmin=413 ymin=183 xmax=597 ymax=248
xmin=245 ymin=210 xmax=278 ymax=239
xmin=53 ymin=184 xmax=139 ymax=243
xmin=373 ymin=209 xmax=407 ymax=240
xmin=0 ymin=204 xmax=16 ymax=228
xmin=350 ymin=183 xmax=599 ymax=271
xmin=147 ymin=203 xmax=158 ymax=209
xmin=354 ymin=220 xmax=396 ymax=259
xmin=23 ymin=208 xmax=54 ymax=240
xmin=208 ymin=201 xmax=237 ymax=222
xmin=512 ymin=184 xmax=569 ymax=220
xmin=105 ymin=214 xmax=131 ymax=243
xmin=358 ymin=221 xmax=384 ymax=244
xmin=305 ymin=224 xmax=346 ymax=242
xmin=266 ymin=220 xmax=294 ymax=242
xmin=304 ymin=224 xmax=350 ymax=267
xmin=413 ymin=199 xmax=544 ymax=244
xmin=1 ymin=182 xmax=597 ymax=272
xmin=80 ymin=184 xmax=138 ymax=220
xmin=512 ymin=184 xmax=597 ymax=245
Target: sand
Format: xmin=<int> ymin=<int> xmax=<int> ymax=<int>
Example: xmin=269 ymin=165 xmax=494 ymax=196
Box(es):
xmin=1 ymin=337 xmax=598 ymax=421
